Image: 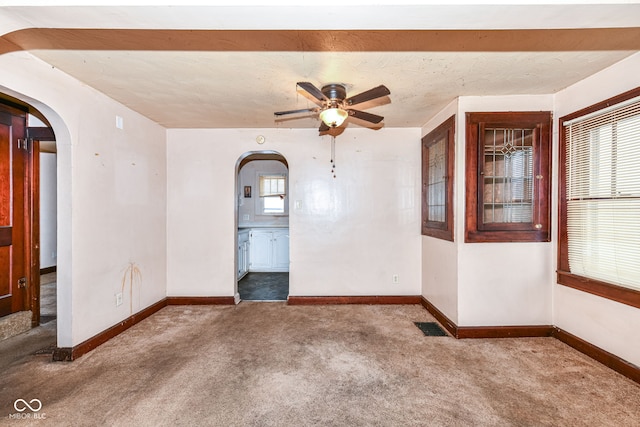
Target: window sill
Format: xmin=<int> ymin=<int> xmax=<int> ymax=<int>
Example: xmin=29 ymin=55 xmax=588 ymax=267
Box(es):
xmin=465 ymin=229 xmax=550 ymax=243
xmin=557 ymin=270 xmax=640 ymax=309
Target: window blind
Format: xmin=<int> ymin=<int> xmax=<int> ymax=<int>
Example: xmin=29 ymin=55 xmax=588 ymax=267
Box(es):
xmin=259 ymin=175 xmax=286 ymax=197
xmin=564 ymin=97 xmax=640 ymax=291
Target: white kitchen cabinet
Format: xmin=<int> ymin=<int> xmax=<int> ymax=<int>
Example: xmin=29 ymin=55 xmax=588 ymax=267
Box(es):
xmin=272 ymin=230 xmax=290 ymax=270
xmin=249 ymin=230 xmax=273 ymax=270
xmin=237 ymin=229 xmax=250 ymax=279
xmin=249 ymin=228 xmax=289 ymax=272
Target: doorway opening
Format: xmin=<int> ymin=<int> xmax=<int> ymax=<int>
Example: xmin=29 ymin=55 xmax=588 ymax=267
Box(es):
xmin=37 ymin=129 xmax=57 ymax=327
xmin=0 ymin=93 xmax=57 ymax=362
xmin=236 ymin=152 xmax=289 ymax=301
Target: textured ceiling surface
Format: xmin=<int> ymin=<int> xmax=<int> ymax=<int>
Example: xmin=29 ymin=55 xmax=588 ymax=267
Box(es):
xmin=1 ymin=4 xmax=639 ymax=129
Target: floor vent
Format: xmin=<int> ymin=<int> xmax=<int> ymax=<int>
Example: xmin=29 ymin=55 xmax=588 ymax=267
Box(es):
xmin=414 ymin=322 xmax=448 ymax=337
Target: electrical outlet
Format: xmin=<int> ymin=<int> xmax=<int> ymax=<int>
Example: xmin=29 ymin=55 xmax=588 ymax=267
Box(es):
xmin=392 ymin=274 xmax=399 ymax=284
xmin=116 ymin=292 xmax=123 ymax=306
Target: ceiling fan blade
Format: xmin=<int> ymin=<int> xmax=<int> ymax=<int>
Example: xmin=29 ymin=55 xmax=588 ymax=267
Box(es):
xmin=319 ymin=122 xmax=330 ymax=132
xmin=297 ymin=82 xmax=328 ymax=103
xmin=274 ymin=107 xmax=317 ymax=116
xmin=345 ymin=85 xmax=390 ymax=106
xmin=348 ymin=109 xmax=384 ymax=124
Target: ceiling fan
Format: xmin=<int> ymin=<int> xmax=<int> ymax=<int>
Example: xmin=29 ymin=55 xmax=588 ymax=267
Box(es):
xmin=274 ymin=82 xmax=390 ymax=132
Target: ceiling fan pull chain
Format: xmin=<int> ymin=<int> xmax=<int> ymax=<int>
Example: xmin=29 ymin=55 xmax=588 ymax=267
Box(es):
xmin=331 ymin=135 xmax=336 ymax=178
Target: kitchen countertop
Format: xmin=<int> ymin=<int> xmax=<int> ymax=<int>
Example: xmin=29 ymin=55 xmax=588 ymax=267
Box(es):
xmin=238 ymin=225 xmax=289 ymax=229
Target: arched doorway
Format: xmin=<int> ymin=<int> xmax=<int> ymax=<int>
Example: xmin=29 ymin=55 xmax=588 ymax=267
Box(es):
xmin=0 ymin=86 xmax=72 ymax=351
xmin=0 ymin=94 xmax=54 ymax=346
xmin=235 ymin=151 xmax=289 ymax=301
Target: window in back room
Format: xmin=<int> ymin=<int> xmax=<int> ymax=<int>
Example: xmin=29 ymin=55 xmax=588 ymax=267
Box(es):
xmin=259 ymin=174 xmax=286 ymax=215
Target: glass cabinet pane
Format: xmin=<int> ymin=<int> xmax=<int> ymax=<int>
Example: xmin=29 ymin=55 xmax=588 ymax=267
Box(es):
xmin=465 ymin=111 xmax=551 ymax=243
xmin=482 ymin=128 xmax=534 ymax=224
xmin=422 ymin=115 xmax=454 ymax=241
xmin=427 ymin=136 xmax=446 ymax=222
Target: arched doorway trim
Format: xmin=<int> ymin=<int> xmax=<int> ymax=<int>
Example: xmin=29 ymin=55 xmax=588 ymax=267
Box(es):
xmin=234 ymin=150 xmax=290 ymax=302
xmin=0 ymin=85 xmax=73 ymax=347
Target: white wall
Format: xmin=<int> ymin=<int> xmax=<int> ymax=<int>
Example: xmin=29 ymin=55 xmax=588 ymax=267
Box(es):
xmin=421 ymin=95 xmax=555 ymax=327
xmin=456 ymin=95 xmax=554 ymax=326
xmin=421 ymin=99 xmax=459 ymax=323
xmin=0 ymin=51 xmax=168 ymax=347
xmin=553 ymin=52 xmax=640 ymax=367
xmin=40 ymin=152 xmax=57 ymax=269
xmin=167 ymin=128 xmax=422 ymax=298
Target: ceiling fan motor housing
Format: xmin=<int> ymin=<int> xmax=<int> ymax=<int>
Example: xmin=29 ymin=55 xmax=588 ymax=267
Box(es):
xmin=322 ymin=84 xmax=347 ymax=102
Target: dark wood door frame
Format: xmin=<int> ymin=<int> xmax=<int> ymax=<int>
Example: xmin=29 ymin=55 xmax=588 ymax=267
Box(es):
xmin=26 ymin=126 xmax=54 ymax=326
xmin=26 ymin=137 xmax=40 ymax=326
xmin=0 ymin=103 xmax=41 ymax=326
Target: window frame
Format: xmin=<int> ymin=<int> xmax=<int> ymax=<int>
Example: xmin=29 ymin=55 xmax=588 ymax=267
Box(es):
xmin=558 ymin=87 xmax=640 ymax=309
xmin=256 ymin=173 xmax=288 ymax=216
xmin=465 ymin=111 xmax=552 ymax=243
xmin=422 ymin=115 xmax=455 ymax=241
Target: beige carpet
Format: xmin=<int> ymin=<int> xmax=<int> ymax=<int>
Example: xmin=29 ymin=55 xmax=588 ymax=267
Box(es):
xmin=1 ymin=303 xmax=639 ymax=426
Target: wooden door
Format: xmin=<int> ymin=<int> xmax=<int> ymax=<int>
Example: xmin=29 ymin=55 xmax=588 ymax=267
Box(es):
xmin=0 ymin=106 xmax=29 ymax=318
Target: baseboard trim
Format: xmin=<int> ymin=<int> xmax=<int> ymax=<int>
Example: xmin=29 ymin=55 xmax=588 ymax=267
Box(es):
xmin=420 ymin=297 xmax=459 ymax=337
xmin=457 ymin=325 xmax=554 ymax=339
xmin=166 ymin=296 xmax=236 ymax=305
xmin=552 ymin=327 xmax=640 ymax=384
xmin=287 ymin=295 xmax=422 ymax=305
xmin=421 ymin=296 xmax=639 ymax=385
xmin=52 ymin=294 xmax=640 ymax=384
xmin=421 ymin=296 xmax=552 ymax=339
xmin=53 ymin=296 xmax=237 ymax=361
xmin=40 ymin=266 xmax=56 ymax=275
xmin=53 ymin=299 xmax=167 ymax=361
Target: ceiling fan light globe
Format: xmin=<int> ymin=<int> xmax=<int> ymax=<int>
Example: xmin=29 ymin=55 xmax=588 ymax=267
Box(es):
xmin=320 ymin=108 xmax=348 ymax=127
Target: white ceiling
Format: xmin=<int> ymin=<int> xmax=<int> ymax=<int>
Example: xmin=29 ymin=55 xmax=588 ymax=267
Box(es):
xmin=1 ymin=2 xmax=639 ymax=129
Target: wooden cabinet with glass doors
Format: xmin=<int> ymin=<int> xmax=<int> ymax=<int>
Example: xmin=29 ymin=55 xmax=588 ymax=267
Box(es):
xmin=465 ymin=112 xmax=551 ymax=242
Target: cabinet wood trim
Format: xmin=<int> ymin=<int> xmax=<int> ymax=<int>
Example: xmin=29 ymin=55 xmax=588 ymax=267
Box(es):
xmin=464 ymin=111 xmax=552 ymax=243
xmin=422 ymin=115 xmax=455 ymax=241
